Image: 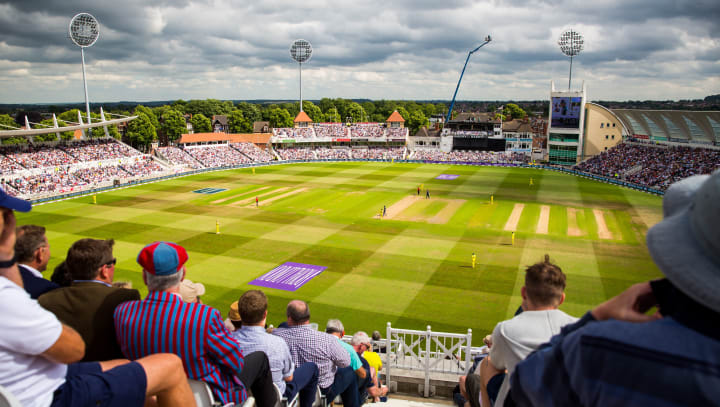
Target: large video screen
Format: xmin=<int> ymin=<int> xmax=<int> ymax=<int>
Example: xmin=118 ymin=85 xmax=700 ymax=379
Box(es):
xmin=550 ymin=97 xmax=582 ymax=129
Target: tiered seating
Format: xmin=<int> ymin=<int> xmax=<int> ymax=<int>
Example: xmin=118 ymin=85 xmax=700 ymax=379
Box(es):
xmin=349 ymin=124 xmax=384 ymax=138
xmin=121 ymin=157 xmax=168 ymax=176
xmin=314 ymin=124 xmax=348 ymax=138
xmin=7 ymin=145 xmax=76 ymax=169
xmin=315 ymin=147 xmax=351 ymax=159
xmin=385 ymin=128 xmax=407 ymax=138
xmin=576 ymin=143 xmax=720 ymax=190
xmin=156 ymin=146 xmax=204 ymax=169
xmin=230 ymin=143 xmax=274 ymax=162
xmin=413 ymin=150 xmax=523 ymax=163
xmin=186 ymin=145 xmax=252 ymax=167
xmin=62 ymin=139 xmax=140 ymax=161
xmin=350 ymin=147 xmax=404 ymax=160
xmin=277 ymin=148 xmax=315 ymax=160
xmin=273 ymin=128 xmax=315 ymax=139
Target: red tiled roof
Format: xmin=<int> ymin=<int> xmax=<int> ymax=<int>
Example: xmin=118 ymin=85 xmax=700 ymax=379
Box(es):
xmin=387 ymin=111 xmax=405 ymax=122
xmin=294 ymin=111 xmax=312 ymax=123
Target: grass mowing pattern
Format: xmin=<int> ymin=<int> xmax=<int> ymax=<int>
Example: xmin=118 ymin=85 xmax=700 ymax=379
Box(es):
xmin=23 ymin=162 xmax=663 ymax=345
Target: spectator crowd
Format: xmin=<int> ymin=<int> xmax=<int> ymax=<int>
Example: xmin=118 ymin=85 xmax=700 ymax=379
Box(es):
xmin=576 ymin=142 xmax=720 ymax=190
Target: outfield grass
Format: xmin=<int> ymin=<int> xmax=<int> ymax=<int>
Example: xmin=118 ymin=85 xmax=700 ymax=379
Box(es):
xmin=21 ymin=162 xmax=664 ymax=344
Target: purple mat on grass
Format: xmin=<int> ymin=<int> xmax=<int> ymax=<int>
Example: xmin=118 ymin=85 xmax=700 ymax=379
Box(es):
xmin=436 ymin=174 xmax=459 ymax=180
xmin=249 ymin=262 xmax=327 ymax=291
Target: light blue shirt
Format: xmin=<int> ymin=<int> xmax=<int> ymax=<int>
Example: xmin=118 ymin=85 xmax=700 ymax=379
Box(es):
xmin=337 ymin=338 xmax=363 ymax=371
xmin=233 ymin=325 xmax=294 ymax=393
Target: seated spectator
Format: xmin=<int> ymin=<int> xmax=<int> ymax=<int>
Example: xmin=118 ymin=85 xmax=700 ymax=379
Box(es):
xmin=461 ymin=254 xmax=576 ymax=407
xmin=15 ymin=223 xmax=58 ymax=298
xmin=39 ymin=238 xmax=140 ymax=362
xmin=0 ymin=191 xmax=194 ymax=407
xmin=273 ymin=300 xmax=357 ymax=407
xmin=233 ymin=290 xmax=319 ymax=407
xmin=50 ymin=260 xmax=73 ymax=287
xmin=325 ymin=319 xmax=367 ymax=382
xmin=509 ymin=171 xmax=720 ymax=406
xmin=112 ymin=281 xmax=132 ymax=289
xmin=114 ymin=241 xmax=277 ymax=407
xmin=225 ymin=300 xmax=242 ymax=332
xmin=179 ymin=278 xmax=205 ymax=303
xmin=351 ymin=331 xmax=388 ymax=403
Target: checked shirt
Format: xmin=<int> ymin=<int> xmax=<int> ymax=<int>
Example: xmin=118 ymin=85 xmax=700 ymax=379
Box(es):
xmin=273 ymin=324 xmax=350 ymax=388
xmin=232 ymin=325 xmax=295 ymax=394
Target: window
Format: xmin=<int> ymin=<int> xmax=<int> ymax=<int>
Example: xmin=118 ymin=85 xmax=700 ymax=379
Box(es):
xmin=605 ymin=147 xmax=608 ymax=150
xmin=612 ymin=123 xmax=616 ymax=127
xmin=605 ymin=135 xmax=608 ymax=139
xmin=600 ymin=123 xmax=604 ymax=128
xmin=611 ymin=135 xmax=615 ymax=140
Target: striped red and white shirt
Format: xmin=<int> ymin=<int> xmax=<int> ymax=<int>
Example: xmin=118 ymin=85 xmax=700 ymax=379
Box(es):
xmin=114 ymin=291 xmax=247 ymax=405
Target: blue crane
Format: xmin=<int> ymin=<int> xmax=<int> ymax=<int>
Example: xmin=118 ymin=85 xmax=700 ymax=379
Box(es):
xmin=445 ymin=36 xmax=492 ymax=124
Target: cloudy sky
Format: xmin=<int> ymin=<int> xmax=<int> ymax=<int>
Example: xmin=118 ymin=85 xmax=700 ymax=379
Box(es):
xmin=0 ymin=0 xmax=718 ymax=104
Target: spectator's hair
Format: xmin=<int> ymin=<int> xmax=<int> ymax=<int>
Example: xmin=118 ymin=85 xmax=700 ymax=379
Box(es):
xmin=326 ymin=319 xmax=344 ymax=335
xmin=65 ymin=238 xmax=114 ymax=281
xmin=232 ymin=320 xmax=243 ymax=329
xmin=239 ymin=290 xmax=267 ymax=324
xmin=15 ymin=225 xmax=47 ymax=264
xmin=524 ymin=254 xmax=567 ymax=307
xmin=372 ymin=330 xmax=382 ymax=341
xmin=287 ymin=300 xmax=310 ymax=324
xmin=50 ymin=260 xmax=72 ymax=287
xmin=351 ymin=331 xmax=371 ymax=346
xmin=144 ymin=269 xmax=183 ymax=292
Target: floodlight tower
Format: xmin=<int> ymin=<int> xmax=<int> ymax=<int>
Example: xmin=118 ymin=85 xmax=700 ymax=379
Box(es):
xmin=290 ymin=39 xmax=313 ymax=112
xmin=445 ymin=35 xmax=492 ymax=124
xmin=558 ymin=29 xmax=584 ymax=90
xmin=69 ymin=13 xmax=100 ymax=125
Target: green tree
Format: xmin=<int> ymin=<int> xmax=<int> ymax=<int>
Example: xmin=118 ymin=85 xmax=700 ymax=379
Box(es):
xmin=268 ymin=108 xmax=293 ymax=128
xmin=126 ymin=113 xmax=157 ymax=149
xmin=346 ymin=102 xmax=366 ymax=122
xmin=503 ymin=103 xmax=527 ymax=120
xmin=236 ymin=102 xmax=262 ymax=123
xmin=0 ymin=114 xmax=17 ymax=130
xmin=57 ymin=109 xmax=82 ymax=123
xmin=361 ymin=102 xmax=376 ymax=118
xmin=161 ymin=109 xmax=187 ymax=142
xmin=301 ymin=101 xmax=323 ymax=123
xmin=324 ymin=107 xmax=340 ymax=123
xmin=406 ymin=110 xmax=429 ymax=133
xmin=35 ymin=119 xmax=74 ymax=141
xmin=135 ymin=105 xmax=159 ymax=130
xmin=394 ymin=107 xmax=410 ymax=122
xmin=191 ymin=114 xmax=212 ymax=133
xmin=228 ymin=110 xmax=252 ymax=133
xmin=171 ymin=99 xmax=188 ymax=114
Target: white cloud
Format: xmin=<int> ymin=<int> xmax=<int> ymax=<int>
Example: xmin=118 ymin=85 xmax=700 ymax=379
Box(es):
xmin=0 ymin=0 xmax=717 ymax=103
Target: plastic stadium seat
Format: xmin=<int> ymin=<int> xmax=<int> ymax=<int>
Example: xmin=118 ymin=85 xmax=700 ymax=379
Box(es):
xmin=0 ymin=385 xmax=21 ymax=407
xmin=273 ymin=383 xmax=299 ymax=407
xmin=188 ymin=378 xmax=255 ymax=407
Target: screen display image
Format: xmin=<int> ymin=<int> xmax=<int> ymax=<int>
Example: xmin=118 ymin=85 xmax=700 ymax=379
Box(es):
xmin=551 ymin=97 xmax=583 ymax=129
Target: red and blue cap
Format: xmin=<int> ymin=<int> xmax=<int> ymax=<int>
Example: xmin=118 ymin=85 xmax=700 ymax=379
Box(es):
xmin=137 ymin=241 xmax=188 ymax=276
xmin=0 ymin=187 xmax=31 ymax=212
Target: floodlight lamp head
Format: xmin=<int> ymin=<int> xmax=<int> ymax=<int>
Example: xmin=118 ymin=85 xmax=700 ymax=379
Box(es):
xmin=290 ymin=39 xmax=313 ymax=63
xmin=69 ymin=13 xmax=100 ymax=48
xmin=484 ymin=35 xmax=492 ymax=42
xmin=558 ymin=29 xmax=583 ymax=57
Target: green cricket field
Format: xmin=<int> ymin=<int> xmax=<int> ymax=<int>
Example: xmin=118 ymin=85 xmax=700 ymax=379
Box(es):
xmin=20 ymin=162 xmax=664 ymax=344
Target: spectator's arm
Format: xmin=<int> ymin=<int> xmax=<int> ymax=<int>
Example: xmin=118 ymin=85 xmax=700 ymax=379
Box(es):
xmin=355 ymin=366 xmax=367 ymax=379
xmin=206 ymin=309 xmax=245 ymax=376
xmin=41 ymin=323 xmax=85 ymax=364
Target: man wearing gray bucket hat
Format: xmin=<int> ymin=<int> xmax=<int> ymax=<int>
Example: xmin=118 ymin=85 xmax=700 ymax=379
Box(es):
xmin=507 ymin=170 xmax=720 ymax=406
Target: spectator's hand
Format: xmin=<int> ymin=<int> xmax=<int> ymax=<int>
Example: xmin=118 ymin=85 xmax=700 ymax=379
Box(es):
xmin=483 ymin=334 xmax=493 ymax=348
xmin=591 ymin=281 xmax=661 ymax=323
xmin=0 ymin=208 xmax=17 ymax=262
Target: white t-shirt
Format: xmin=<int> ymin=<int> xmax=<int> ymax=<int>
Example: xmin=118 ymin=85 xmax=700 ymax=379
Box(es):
xmin=0 ymin=277 xmax=66 ymax=407
xmin=489 ymin=309 xmax=577 ymax=406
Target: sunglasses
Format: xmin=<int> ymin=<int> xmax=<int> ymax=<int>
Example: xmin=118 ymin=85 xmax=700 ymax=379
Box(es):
xmin=103 ymin=258 xmax=117 ymax=267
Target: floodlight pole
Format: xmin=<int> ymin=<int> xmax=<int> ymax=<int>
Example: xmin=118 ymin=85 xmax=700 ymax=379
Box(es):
xmin=445 ymin=36 xmax=491 ymax=124
xmin=81 ymin=47 xmax=91 ymax=124
xmin=299 ymin=62 xmax=303 ymax=112
xmin=568 ymin=55 xmax=573 ymax=90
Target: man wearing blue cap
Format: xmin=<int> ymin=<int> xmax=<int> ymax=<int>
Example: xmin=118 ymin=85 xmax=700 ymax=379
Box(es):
xmin=0 ymin=189 xmax=195 ymax=407
xmin=114 ymin=241 xmax=277 ymax=407
xmin=508 ymin=170 xmax=720 ymax=406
